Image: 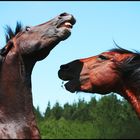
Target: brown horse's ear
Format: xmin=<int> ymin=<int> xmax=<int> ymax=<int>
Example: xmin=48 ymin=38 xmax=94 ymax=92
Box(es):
xmin=0 ymin=40 xmax=13 ymax=56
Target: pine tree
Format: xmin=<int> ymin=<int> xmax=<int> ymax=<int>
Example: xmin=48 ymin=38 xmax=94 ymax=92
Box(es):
xmin=51 ymin=102 xmax=63 ymax=120
xmin=34 ymin=106 xmax=43 ymax=122
xmin=44 ymin=101 xmax=51 ymax=119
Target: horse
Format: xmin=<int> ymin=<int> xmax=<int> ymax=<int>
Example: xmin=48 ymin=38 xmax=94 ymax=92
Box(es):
xmin=0 ymin=12 xmax=76 ymax=139
xmin=58 ymin=46 xmax=140 ymax=119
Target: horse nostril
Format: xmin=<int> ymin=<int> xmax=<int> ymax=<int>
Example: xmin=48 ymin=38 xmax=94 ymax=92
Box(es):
xmin=59 ymin=12 xmax=68 ymax=17
xmin=60 ymin=64 xmax=70 ymax=70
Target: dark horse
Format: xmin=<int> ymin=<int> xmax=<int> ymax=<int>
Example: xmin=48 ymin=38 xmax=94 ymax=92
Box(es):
xmin=0 ymin=13 xmax=75 ymax=139
xmin=58 ymin=46 xmax=140 ymax=119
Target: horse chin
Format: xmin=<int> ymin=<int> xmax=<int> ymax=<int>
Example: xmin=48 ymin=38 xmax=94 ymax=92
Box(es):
xmin=57 ymin=27 xmax=71 ymax=40
xmin=64 ymin=79 xmax=80 ymax=93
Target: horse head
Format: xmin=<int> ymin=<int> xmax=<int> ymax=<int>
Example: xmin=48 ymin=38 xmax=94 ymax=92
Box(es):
xmin=58 ymin=46 xmax=140 ymax=119
xmin=2 ymin=12 xmax=76 ymax=61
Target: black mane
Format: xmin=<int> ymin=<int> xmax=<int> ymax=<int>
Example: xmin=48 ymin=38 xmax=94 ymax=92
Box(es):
xmin=109 ymin=47 xmax=135 ymax=54
xmin=110 ymin=45 xmax=140 ymax=91
xmin=0 ymin=22 xmax=23 ymax=56
xmin=109 ymin=41 xmax=139 ymax=54
xmin=5 ymin=22 xmax=23 ymax=43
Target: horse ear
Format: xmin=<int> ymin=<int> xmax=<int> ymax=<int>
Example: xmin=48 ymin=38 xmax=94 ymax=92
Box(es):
xmin=0 ymin=40 xmax=13 ymax=56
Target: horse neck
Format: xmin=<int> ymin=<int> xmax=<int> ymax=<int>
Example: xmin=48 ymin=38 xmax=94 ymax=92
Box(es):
xmin=0 ymin=52 xmax=40 ymax=138
xmin=122 ymin=87 xmax=140 ymax=119
xmin=0 ymin=52 xmax=37 ymax=120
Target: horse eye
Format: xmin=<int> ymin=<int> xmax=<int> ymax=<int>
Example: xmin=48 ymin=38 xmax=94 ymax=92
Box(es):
xmin=98 ymin=55 xmax=108 ymax=60
xmin=25 ymin=26 xmax=31 ymax=31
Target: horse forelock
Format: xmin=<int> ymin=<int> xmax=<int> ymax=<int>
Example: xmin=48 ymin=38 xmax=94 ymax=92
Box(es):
xmin=5 ymin=22 xmax=23 ymax=43
xmin=0 ymin=22 xmax=23 ymax=60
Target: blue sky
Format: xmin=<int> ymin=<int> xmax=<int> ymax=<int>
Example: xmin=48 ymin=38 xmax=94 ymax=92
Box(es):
xmin=0 ymin=1 xmax=140 ymax=113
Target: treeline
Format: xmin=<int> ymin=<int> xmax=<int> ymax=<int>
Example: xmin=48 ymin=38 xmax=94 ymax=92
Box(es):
xmin=34 ymin=93 xmax=140 ymax=139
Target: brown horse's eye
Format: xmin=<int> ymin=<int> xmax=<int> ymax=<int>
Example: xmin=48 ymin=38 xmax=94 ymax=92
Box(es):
xmin=98 ymin=55 xmax=109 ymax=60
xmin=25 ymin=26 xmax=31 ymax=31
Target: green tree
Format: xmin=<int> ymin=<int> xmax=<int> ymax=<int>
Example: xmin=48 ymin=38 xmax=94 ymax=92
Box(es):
xmin=51 ymin=102 xmax=63 ymax=120
xmin=34 ymin=106 xmax=43 ymax=122
xmin=71 ymin=98 xmax=90 ymax=121
xmin=36 ymin=93 xmax=140 ymax=139
xmin=63 ymin=103 xmax=74 ymax=120
xmin=44 ymin=101 xmax=51 ymax=119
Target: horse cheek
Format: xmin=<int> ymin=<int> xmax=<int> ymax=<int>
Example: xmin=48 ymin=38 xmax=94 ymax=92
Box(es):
xmin=81 ymin=82 xmax=93 ymax=92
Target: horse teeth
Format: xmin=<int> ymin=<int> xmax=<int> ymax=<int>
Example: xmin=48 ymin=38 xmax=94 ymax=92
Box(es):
xmin=58 ymin=22 xmax=72 ymax=28
xmin=64 ymin=22 xmax=72 ymax=26
xmin=64 ymin=22 xmax=72 ymax=28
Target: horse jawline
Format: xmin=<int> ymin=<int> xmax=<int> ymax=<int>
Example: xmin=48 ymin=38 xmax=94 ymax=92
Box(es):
xmin=64 ymin=79 xmax=80 ymax=93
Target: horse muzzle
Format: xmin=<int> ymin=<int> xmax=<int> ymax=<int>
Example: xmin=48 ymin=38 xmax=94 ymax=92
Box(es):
xmin=58 ymin=60 xmax=83 ymax=93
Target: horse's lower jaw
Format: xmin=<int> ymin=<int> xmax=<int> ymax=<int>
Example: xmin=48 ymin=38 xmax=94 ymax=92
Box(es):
xmin=57 ymin=27 xmax=71 ymax=40
xmin=64 ymin=79 xmax=80 ymax=93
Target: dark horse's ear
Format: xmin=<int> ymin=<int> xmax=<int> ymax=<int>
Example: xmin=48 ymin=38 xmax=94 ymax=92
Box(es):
xmin=0 ymin=40 xmax=13 ymax=56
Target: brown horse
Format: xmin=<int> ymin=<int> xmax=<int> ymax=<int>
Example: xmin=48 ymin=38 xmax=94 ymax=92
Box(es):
xmin=0 ymin=12 xmax=76 ymax=139
xmin=58 ymin=46 xmax=140 ymax=119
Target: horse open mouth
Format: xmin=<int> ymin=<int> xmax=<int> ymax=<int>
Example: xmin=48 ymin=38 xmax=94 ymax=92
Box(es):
xmin=63 ymin=79 xmax=81 ymax=93
xmin=58 ymin=60 xmax=83 ymax=93
xmin=58 ymin=22 xmax=73 ymax=29
xmin=57 ymin=19 xmax=76 ymax=30
xmin=58 ymin=70 xmax=81 ymax=93
xmin=58 ymin=69 xmax=80 ymax=93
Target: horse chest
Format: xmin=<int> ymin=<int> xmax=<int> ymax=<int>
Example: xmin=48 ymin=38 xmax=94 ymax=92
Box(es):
xmin=0 ymin=120 xmax=31 ymax=139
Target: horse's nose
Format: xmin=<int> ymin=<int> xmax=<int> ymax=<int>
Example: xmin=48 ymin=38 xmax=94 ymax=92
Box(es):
xmin=60 ymin=60 xmax=83 ymax=71
xmin=58 ymin=60 xmax=83 ymax=80
xmin=59 ymin=12 xmax=76 ymax=25
xmin=59 ymin=12 xmax=69 ymax=17
xmin=60 ymin=64 xmax=70 ymax=70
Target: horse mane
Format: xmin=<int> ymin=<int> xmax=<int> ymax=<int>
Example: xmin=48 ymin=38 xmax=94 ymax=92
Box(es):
xmin=0 ymin=22 xmax=23 ymax=56
xmin=109 ymin=47 xmax=135 ymax=54
xmin=110 ymin=44 xmax=140 ymax=90
xmin=5 ymin=22 xmax=23 ymax=43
